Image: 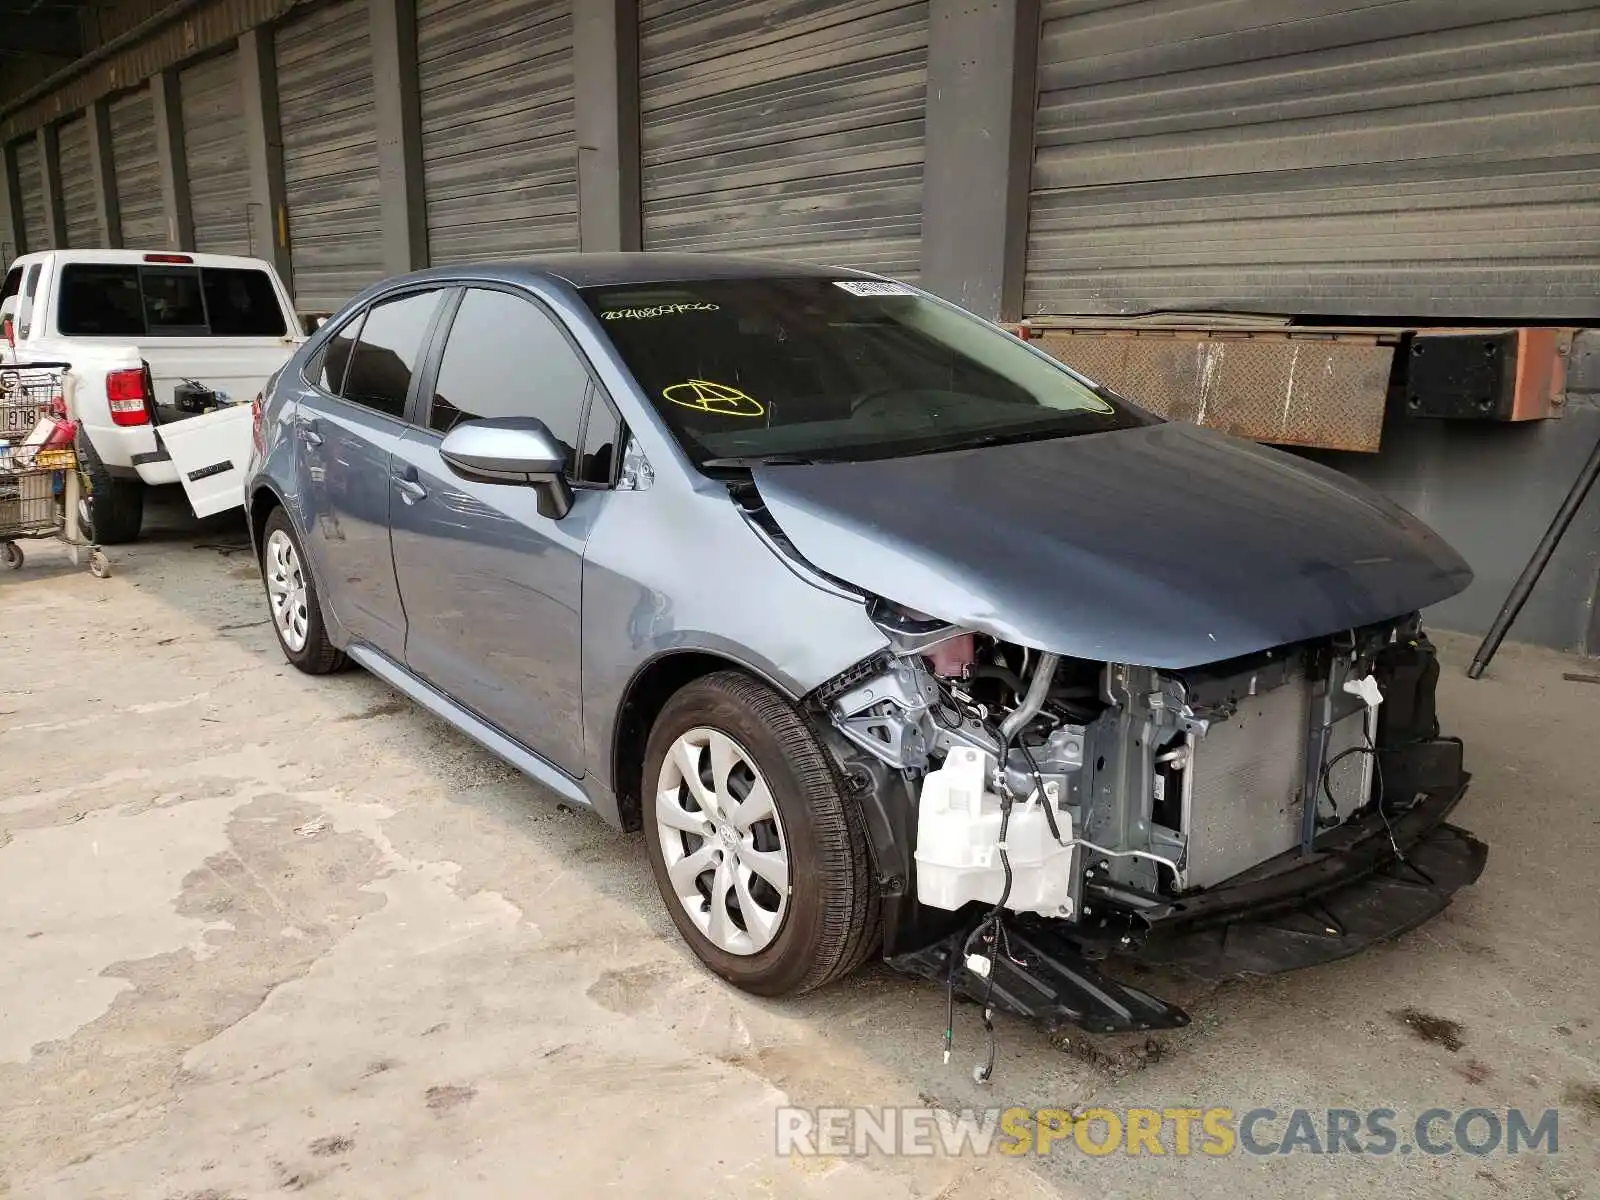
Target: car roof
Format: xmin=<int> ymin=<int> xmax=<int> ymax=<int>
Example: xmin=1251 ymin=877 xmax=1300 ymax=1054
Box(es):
xmin=397 ymin=253 xmax=876 ymax=290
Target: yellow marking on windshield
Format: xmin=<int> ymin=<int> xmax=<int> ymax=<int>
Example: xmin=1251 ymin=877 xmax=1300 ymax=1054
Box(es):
xmin=663 ymin=379 xmax=766 ymax=418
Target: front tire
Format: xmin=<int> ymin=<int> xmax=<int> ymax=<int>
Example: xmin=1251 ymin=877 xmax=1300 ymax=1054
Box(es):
xmin=76 ymin=435 xmax=144 ymax=544
xmin=261 ymin=507 xmax=346 ymax=675
xmin=643 ymin=671 xmax=880 ymax=997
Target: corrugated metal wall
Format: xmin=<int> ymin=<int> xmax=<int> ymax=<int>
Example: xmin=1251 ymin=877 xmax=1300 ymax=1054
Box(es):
xmin=110 ymin=88 xmax=164 ymax=248
xmin=276 ymin=0 xmax=384 ymax=311
xmin=1026 ymin=0 xmax=1600 ymax=320
xmin=416 ymin=0 xmax=578 ymax=262
xmin=15 ymin=139 xmax=51 ymax=252
xmin=638 ymin=0 xmax=928 ymax=278
xmin=57 ymin=118 xmax=99 ymax=247
xmin=180 ymin=49 xmax=252 ymax=256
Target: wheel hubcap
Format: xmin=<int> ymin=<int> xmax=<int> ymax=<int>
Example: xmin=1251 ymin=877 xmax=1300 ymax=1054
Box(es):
xmin=655 ymin=727 xmax=790 ymax=955
xmin=264 ymin=529 xmax=310 ymax=653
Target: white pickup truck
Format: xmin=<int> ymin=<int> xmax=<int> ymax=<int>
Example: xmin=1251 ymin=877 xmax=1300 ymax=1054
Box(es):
xmin=0 ymin=249 xmax=303 ymax=542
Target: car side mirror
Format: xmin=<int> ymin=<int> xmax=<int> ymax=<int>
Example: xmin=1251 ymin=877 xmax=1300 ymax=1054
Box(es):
xmin=439 ymin=417 xmax=574 ymax=519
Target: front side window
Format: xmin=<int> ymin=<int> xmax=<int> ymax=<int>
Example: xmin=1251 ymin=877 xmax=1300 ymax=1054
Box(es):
xmin=55 ymin=263 xmax=288 ymax=337
xmin=580 ymin=277 xmax=1153 ymax=467
xmin=427 ymin=288 xmax=589 ymax=477
xmin=578 ymin=399 xmax=621 ymax=485
xmin=340 ymin=290 xmax=441 ymax=419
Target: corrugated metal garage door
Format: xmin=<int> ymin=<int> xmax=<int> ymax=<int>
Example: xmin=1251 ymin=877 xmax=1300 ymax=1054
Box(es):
xmin=14 ymin=139 xmax=51 ymax=252
xmin=638 ymin=0 xmax=928 ymax=279
xmin=1026 ymin=0 xmax=1600 ymax=320
xmin=180 ymin=50 xmax=251 ymax=255
xmin=57 ymin=117 xmax=99 ymax=248
xmin=110 ymin=88 xmax=164 ymax=248
xmin=276 ymin=0 xmax=384 ymax=311
xmin=416 ymin=0 xmax=578 ymax=262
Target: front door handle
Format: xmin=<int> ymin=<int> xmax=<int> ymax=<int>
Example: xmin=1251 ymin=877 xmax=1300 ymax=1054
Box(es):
xmin=394 ymin=477 xmax=427 ymax=505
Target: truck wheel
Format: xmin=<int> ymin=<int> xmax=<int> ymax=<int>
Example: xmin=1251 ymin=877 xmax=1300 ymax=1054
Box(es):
xmin=642 ymin=671 xmax=880 ymax=997
xmin=261 ymin=507 xmax=346 ymax=675
xmin=76 ymin=435 xmax=144 ymax=544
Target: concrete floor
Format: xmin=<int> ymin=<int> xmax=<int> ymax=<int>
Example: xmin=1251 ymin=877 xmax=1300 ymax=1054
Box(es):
xmin=1 ymin=494 xmax=1596 ymax=1199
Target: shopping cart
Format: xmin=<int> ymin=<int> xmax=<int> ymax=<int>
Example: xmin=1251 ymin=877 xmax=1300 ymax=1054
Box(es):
xmin=0 ymin=362 xmax=109 ymax=577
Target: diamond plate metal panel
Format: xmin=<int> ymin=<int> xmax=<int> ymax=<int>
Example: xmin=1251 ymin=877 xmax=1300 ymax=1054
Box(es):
xmin=1036 ymin=331 xmax=1393 ymax=451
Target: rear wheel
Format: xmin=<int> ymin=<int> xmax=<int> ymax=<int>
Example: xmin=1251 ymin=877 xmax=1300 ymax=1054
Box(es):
xmin=642 ymin=671 xmax=880 ymax=997
xmin=75 ymin=435 xmax=143 ymax=544
xmin=262 ymin=507 xmax=346 ymax=674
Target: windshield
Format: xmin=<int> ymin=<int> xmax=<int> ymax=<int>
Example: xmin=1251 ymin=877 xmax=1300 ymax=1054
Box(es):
xmin=580 ymin=277 xmax=1152 ymax=466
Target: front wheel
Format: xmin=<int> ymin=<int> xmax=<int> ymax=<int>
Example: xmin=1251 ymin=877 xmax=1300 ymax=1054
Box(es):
xmin=642 ymin=671 xmax=880 ymax=997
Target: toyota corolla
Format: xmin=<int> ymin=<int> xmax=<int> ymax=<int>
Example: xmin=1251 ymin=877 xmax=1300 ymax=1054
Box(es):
xmin=246 ymin=255 xmax=1485 ymax=1045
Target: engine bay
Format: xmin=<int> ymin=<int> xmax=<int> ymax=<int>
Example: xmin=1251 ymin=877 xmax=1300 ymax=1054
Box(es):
xmin=823 ymin=600 xmax=1443 ymax=928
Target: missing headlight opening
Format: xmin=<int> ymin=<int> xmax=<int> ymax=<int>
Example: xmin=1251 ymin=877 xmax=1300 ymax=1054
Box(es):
xmin=821 ymin=603 xmax=1480 ymax=1072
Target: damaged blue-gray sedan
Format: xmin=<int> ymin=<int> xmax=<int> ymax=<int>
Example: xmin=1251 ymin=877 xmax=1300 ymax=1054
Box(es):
xmin=245 ymin=255 xmax=1486 ymax=1048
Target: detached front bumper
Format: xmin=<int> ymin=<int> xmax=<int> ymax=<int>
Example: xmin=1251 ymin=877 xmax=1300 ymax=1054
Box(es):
xmin=888 ymin=770 xmax=1485 ymax=1035
xmin=1135 ymin=786 xmax=1486 ymax=981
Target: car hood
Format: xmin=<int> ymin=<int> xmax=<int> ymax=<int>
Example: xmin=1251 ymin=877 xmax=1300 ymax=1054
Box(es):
xmin=751 ymin=422 xmax=1472 ymax=668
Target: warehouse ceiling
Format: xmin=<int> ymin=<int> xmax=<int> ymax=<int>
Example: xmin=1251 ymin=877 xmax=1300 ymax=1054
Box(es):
xmin=1 ymin=0 xmax=178 ymax=109
xmin=0 ymin=0 xmax=88 ymax=103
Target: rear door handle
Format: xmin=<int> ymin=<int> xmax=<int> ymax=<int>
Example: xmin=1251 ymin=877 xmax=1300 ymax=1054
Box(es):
xmin=297 ymin=419 xmax=323 ymax=447
xmin=394 ymin=477 xmax=427 ymax=504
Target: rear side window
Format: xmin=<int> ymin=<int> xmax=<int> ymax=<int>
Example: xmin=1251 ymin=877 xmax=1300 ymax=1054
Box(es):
xmin=340 ymin=291 xmax=441 ymax=419
xmin=55 ymin=263 xmax=288 ymax=337
xmin=0 ymin=267 xmax=20 ymax=305
xmin=307 ymin=312 xmax=363 ymax=395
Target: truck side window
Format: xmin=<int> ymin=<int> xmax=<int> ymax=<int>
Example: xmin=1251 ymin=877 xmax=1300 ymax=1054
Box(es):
xmin=18 ymin=265 xmax=41 ymax=338
xmin=0 ymin=267 xmax=20 ymax=305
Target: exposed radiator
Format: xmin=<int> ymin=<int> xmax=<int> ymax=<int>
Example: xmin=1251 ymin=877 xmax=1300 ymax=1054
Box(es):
xmin=1180 ymin=673 xmax=1373 ymax=890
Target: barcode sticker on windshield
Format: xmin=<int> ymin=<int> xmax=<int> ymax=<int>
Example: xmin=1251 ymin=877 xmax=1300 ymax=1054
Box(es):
xmin=833 ymin=280 xmax=915 ymax=297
